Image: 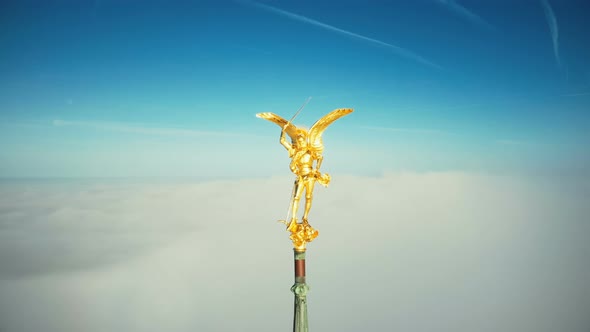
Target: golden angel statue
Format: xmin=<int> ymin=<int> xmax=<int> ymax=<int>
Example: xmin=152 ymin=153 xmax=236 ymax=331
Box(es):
xmin=257 ymin=107 xmax=353 ymax=249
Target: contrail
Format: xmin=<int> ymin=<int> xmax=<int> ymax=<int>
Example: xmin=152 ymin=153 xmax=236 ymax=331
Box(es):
xmin=238 ymin=0 xmax=442 ymax=70
xmin=540 ymin=0 xmax=561 ymax=67
xmin=435 ymin=0 xmax=495 ymax=31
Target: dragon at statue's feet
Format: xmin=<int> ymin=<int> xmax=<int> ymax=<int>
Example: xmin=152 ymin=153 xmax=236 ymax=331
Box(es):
xmin=287 ymin=218 xmax=319 ymax=251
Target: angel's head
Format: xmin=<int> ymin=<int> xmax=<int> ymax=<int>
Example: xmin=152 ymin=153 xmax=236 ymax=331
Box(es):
xmin=295 ymin=128 xmax=308 ymax=148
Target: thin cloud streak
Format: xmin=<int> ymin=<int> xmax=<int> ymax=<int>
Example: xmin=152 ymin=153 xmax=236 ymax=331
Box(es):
xmin=562 ymin=92 xmax=590 ymax=97
xmin=365 ymin=128 xmax=542 ymax=148
xmin=540 ymin=0 xmax=561 ymax=67
xmin=362 ymin=126 xmax=452 ymax=135
xmin=52 ymin=120 xmax=264 ymax=138
xmin=238 ymin=0 xmax=442 ymax=70
xmin=435 ymin=0 xmax=495 ymax=31
xmin=496 ymin=139 xmax=533 ymax=146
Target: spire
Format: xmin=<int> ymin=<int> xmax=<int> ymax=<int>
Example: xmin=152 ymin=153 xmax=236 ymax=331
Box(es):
xmin=257 ymin=105 xmax=353 ymax=331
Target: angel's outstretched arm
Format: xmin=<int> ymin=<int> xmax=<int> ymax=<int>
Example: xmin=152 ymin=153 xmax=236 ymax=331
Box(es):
xmin=280 ymin=129 xmax=294 ymax=156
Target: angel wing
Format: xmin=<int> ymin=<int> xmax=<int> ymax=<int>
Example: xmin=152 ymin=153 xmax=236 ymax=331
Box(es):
xmin=308 ymin=108 xmax=354 ymax=153
xmin=256 ymin=112 xmax=301 ymax=143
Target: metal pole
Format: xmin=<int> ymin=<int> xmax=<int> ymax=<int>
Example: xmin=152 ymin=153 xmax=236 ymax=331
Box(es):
xmin=291 ymin=249 xmax=309 ymax=332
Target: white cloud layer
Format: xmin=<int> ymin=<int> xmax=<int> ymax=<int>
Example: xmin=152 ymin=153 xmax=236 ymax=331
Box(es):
xmin=0 ymin=173 xmax=589 ymax=331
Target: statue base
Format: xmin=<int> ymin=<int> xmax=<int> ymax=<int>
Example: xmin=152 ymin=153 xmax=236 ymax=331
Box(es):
xmin=287 ymin=219 xmax=319 ymax=251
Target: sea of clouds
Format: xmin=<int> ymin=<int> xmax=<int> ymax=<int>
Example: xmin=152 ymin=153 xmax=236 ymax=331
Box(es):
xmin=0 ymin=172 xmax=589 ymax=332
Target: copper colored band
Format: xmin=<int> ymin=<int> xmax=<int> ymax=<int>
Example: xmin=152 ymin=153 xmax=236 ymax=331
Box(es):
xmin=294 ymin=259 xmax=306 ymax=277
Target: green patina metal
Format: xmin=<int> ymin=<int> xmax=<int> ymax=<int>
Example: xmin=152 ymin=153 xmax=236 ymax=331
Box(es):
xmin=291 ymin=282 xmax=309 ymax=296
xmin=292 ymin=283 xmax=309 ymax=332
xmin=294 ymin=250 xmax=306 ymax=261
xmin=292 ymin=249 xmax=309 ymax=332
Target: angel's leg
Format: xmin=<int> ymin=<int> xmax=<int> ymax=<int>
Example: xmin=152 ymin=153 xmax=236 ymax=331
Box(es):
xmin=291 ymin=177 xmax=304 ymax=223
xmin=302 ymin=177 xmax=316 ymax=222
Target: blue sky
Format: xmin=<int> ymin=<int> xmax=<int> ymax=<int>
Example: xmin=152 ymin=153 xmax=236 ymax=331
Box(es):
xmin=1 ymin=0 xmax=589 ymax=178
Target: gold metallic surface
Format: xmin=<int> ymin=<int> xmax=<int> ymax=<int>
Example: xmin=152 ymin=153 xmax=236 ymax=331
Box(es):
xmin=288 ymin=219 xmax=319 ymax=251
xmin=257 ymin=108 xmax=353 ymax=249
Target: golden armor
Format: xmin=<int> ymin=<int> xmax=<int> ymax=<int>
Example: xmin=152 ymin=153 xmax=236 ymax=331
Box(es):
xmin=257 ymin=108 xmax=353 ymax=250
